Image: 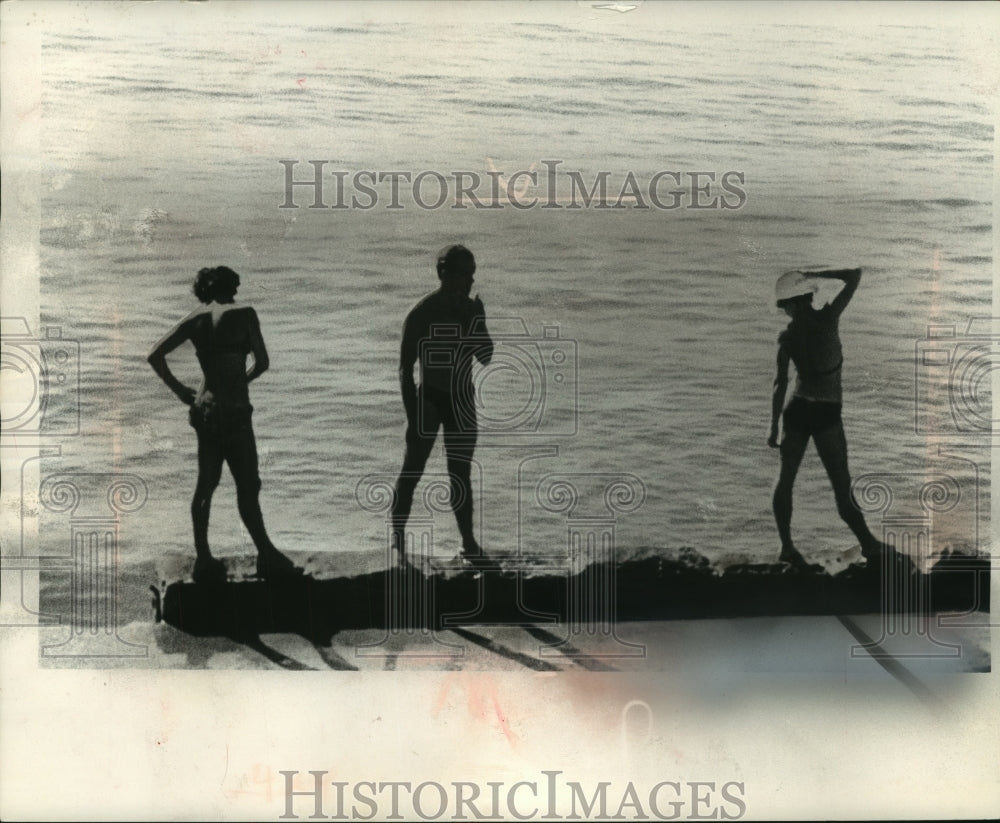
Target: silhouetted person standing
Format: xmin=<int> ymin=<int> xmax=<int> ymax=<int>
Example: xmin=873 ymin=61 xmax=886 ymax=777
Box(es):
xmin=148 ymin=266 xmax=301 ymax=583
xmin=768 ymin=267 xmax=891 ymax=569
xmin=392 ymin=245 xmax=493 ymax=565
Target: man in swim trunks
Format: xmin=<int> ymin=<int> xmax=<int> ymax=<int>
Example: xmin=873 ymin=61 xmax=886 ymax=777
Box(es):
xmin=148 ymin=265 xmax=301 ymax=583
xmin=768 ymin=267 xmax=890 ymax=568
xmin=391 ymin=245 xmax=493 ymax=566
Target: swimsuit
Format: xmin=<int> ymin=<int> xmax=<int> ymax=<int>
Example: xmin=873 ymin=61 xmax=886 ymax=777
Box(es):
xmin=778 ymin=304 xmax=847 ymax=438
xmin=780 ymin=306 xmax=846 ymax=436
xmin=188 ymin=400 xmax=254 ymax=433
xmin=782 ymin=395 xmax=842 ymax=437
xmin=779 ymin=306 xmax=843 ymax=404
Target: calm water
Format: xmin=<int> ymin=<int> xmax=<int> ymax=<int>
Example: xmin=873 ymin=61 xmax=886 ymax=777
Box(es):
xmin=38 ymin=11 xmax=992 ymax=570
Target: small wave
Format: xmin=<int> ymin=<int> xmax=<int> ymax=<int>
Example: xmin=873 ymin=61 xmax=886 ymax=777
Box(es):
xmin=930 ymin=198 xmax=983 ymax=208
xmin=506 ymin=74 xmax=686 ymax=91
xmin=954 ymin=290 xmax=990 ymax=306
xmin=302 ymin=26 xmax=372 ymax=36
xmin=47 ymin=32 xmax=112 ymax=43
xmin=946 ymin=255 xmax=991 ymax=265
xmin=732 ymin=213 xmax=808 ymax=223
xmin=871 ymin=140 xmax=938 ymax=152
xmin=509 ymin=22 xmax=577 ymax=36
xmin=101 ymin=84 xmax=253 ymax=100
xmin=878 ymin=198 xmax=984 ymax=211
xmin=895 ymin=96 xmax=984 ymax=112
xmin=886 ymin=51 xmax=955 ymax=62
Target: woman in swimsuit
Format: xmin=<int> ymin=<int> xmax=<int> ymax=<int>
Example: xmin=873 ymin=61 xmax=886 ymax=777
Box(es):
xmin=148 ymin=266 xmax=301 ymax=583
xmin=768 ymin=267 xmax=889 ymax=568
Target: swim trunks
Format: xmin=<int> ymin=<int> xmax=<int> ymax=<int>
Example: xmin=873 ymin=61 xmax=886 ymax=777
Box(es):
xmin=189 ymin=401 xmax=254 ymax=434
xmin=782 ymin=395 xmax=842 ymax=437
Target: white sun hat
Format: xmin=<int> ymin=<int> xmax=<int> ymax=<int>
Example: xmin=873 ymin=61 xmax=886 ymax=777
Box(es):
xmin=774 ymin=269 xmax=819 ymax=303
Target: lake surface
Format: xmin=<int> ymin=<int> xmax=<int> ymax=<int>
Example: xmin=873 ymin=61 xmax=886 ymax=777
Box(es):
xmin=38 ymin=8 xmax=993 ymax=572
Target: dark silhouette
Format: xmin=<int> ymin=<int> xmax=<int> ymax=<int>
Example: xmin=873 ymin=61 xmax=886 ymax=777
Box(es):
xmin=148 ymin=266 xmax=302 ymax=583
xmin=768 ymin=268 xmax=890 ymax=567
xmin=391 ymin=245 xmax=494 ymax=566
xmin=157 ymin=551 xmax=987 ymax=641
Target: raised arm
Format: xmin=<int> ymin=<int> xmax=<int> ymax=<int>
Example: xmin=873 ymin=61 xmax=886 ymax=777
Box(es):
xmin=813 ymin=267 xmax=862 ymax=316
xmin=768 ymin=340 xmax=790 ymax=448
xmin=147 ymin=317 xmax=197 ymax=405
xmin=245 ymin=308 xmax=270 ymax=382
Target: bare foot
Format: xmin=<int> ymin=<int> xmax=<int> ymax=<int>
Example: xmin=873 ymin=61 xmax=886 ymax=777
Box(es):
xmin=192 ymin=556 xmax=228 ymax=585
xmin=778 ymin=545 xmax=809 ymax=567
xmin=256 ymin=549 xmax=304 ymax=579
xmin=458 ymin=544 xmax=495 ymax=572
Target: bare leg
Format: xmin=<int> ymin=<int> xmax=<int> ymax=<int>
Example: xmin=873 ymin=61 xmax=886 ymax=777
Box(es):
xmin=391 ymin=396 xmax=439 ymax=559
xmin=773 ymin=427 xmax=810 ymax=564
xmin=191 ymin=424 xmax=227 ymax=582
xmin=442 ymin=386 xmax=480 ymax=554
xmin=226 ymin=417 xmax=276 ymax=553
xmin=192 ymin=426 xmax=224 ymax=560
xmin=813 ymin=422 xmax=882 ymax=557
xmin=224 ymin=412 xmax=301 ymax=577
xmin=444 ymin=431 xmax=478 ymax=553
